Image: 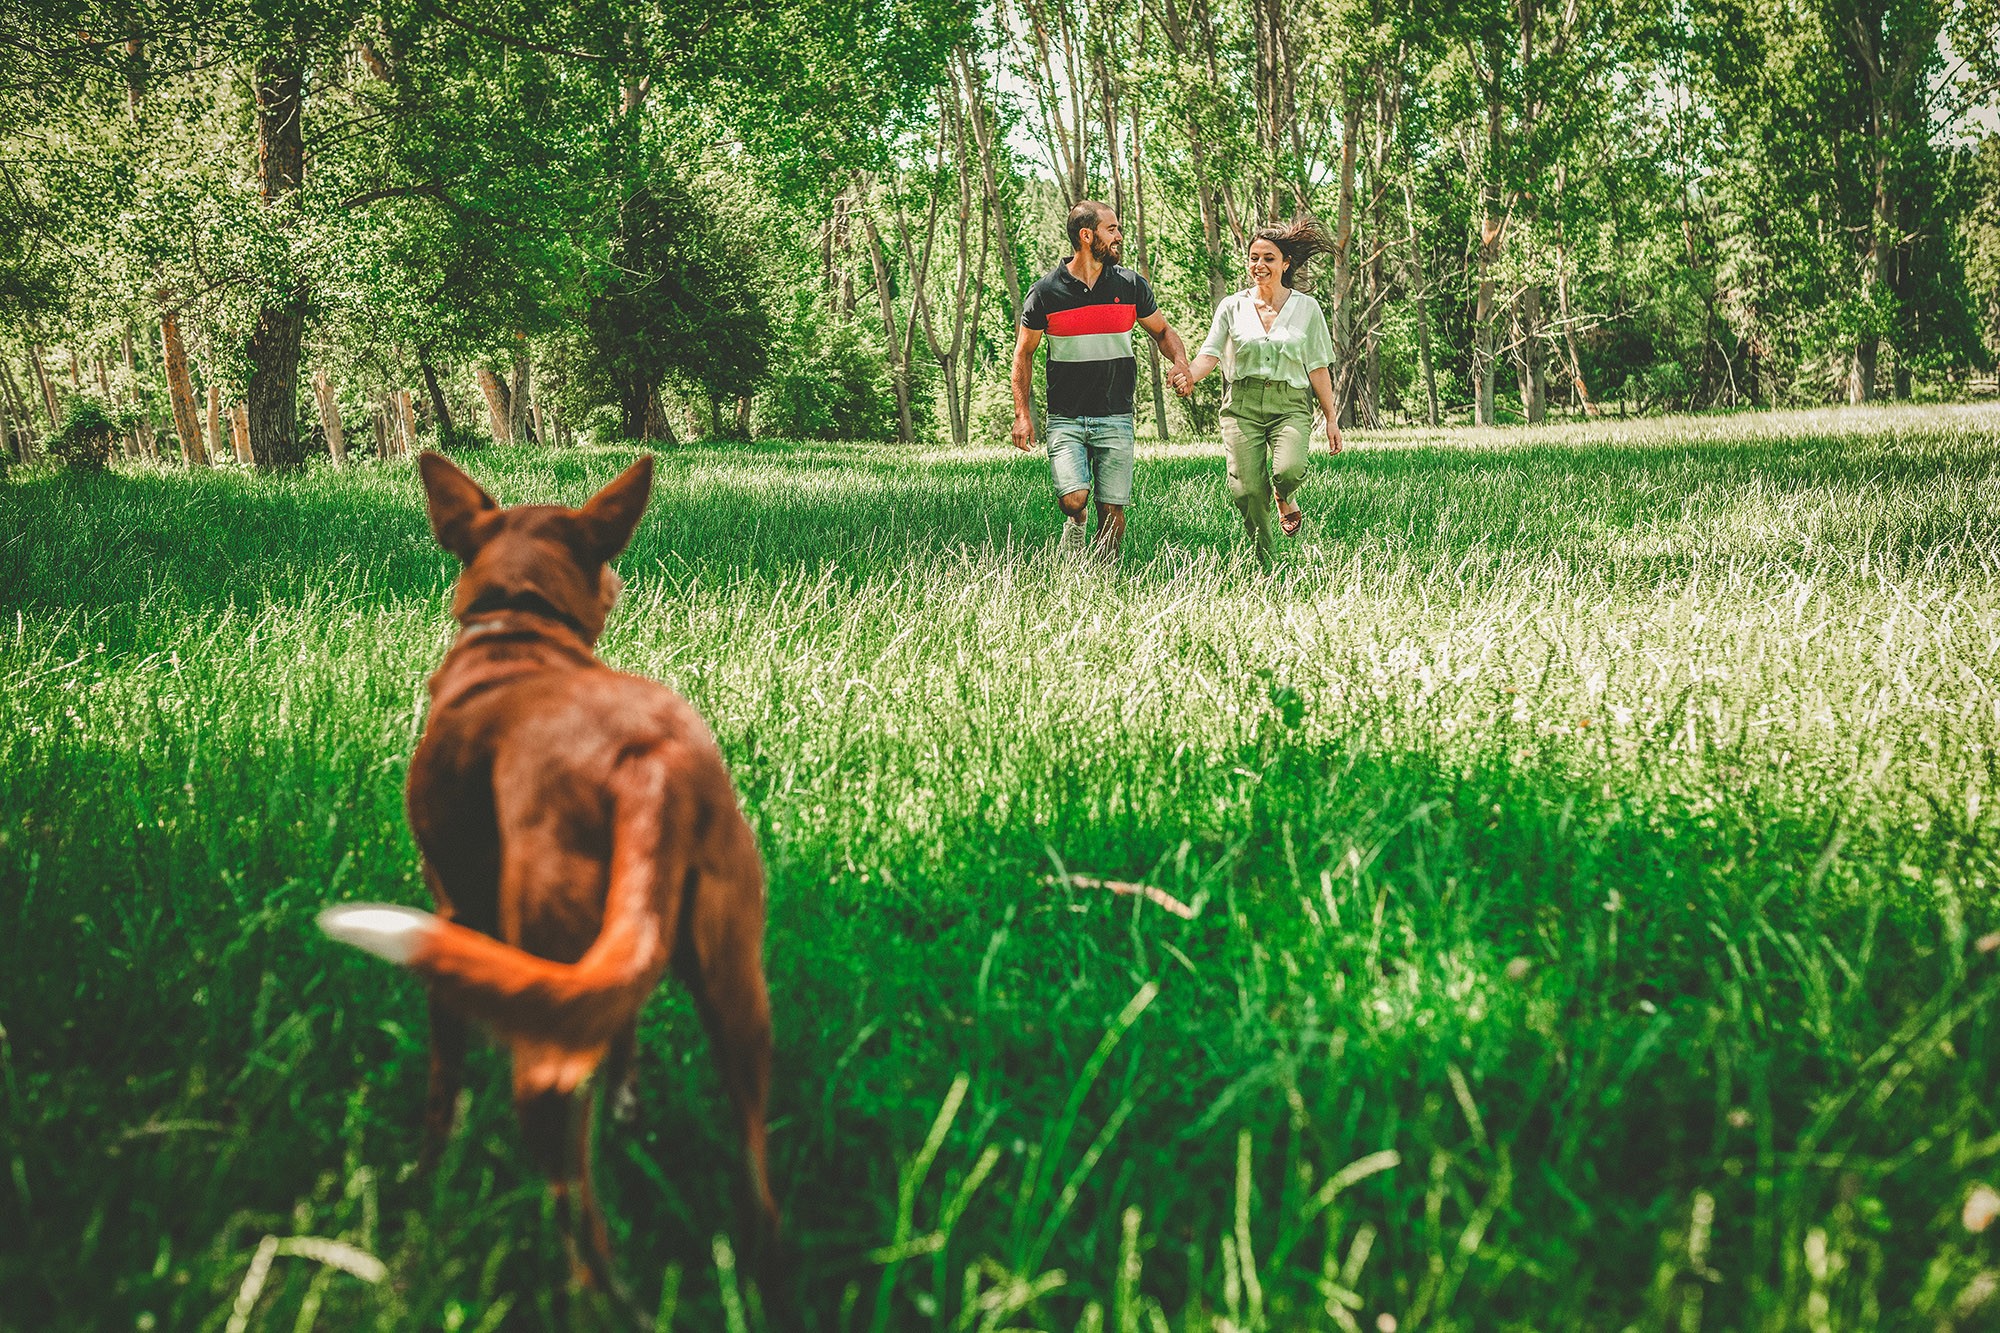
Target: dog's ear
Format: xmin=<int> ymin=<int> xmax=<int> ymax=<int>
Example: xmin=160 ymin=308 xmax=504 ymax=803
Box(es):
xmin=577 ymin=455 xmax=654 ymax=561
xmin=419 ymin=451 xmax=499 ymax=561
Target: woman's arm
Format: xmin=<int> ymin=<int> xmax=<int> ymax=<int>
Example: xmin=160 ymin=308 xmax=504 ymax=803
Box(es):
xmin=1308 ymin=366 xmax=1342 ymax=454
xmin=1302 ymin=300 xmax=1341 ymax=453
xmin=1179 ymin=297 xmax=1233 ymax=392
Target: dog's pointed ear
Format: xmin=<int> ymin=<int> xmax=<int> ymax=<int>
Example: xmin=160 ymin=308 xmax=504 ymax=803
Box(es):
xmin=577 ymin=455 xmax=653 ymax=561
xmin=418 ymin=451 xmax=499 ymax=561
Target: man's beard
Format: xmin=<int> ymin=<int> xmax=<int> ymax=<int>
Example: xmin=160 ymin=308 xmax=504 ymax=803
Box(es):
xmin=1091 ymin=235 xmax=1121 ymax=264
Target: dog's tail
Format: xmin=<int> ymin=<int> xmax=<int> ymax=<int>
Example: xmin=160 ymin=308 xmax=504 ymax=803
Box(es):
xmin=319 ymin=778 xmax=681 ymax=1097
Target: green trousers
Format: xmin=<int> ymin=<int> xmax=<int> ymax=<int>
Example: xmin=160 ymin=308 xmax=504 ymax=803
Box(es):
xmin=1221 ymin=375 xmax=1313 ymax=565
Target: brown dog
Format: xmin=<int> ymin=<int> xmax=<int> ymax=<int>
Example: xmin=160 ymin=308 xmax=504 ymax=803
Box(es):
xmin=319 ymin=451 xmax=776 ymax=1307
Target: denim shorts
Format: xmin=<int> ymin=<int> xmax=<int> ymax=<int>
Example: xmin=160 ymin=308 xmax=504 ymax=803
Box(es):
xmin=1045 ymin=414 xmax=1136 ymax=507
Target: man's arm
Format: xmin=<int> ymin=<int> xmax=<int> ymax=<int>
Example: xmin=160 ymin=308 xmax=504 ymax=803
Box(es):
xmin=1010 ymin=326 xmax=1042 ymax=451
xmin=1137 ymin=310 xmax=1192 ymax=385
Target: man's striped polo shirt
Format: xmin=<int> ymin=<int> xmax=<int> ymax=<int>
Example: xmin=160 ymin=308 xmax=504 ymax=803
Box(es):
xmin=1021 ymin=259 xmax=1158 ymax=419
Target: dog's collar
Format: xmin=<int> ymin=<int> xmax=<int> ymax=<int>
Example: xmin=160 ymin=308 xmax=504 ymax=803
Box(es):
xmin=453 ymin=609 xmax=588 ymax=646
xmin=459 ymin=589 xmax=593 ymax=641
xmin=457 ymin=618 xmax=515 ymax=640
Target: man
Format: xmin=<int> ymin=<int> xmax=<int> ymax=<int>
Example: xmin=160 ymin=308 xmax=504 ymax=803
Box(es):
xmin=1012 ymin=201 xmax=1194 ymax=561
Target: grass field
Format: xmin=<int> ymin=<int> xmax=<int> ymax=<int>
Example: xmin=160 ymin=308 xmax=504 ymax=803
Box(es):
xmin=4 ymin=403 xmax=2000 ymax=1332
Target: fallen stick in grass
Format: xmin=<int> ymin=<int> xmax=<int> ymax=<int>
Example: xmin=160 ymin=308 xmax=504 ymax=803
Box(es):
xmin=1053 ymin=875 xmax=1197 ymax=919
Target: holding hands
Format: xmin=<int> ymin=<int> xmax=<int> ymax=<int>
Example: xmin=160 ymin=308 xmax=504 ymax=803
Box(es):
xmin=1172 ymin=353 xmax=1216 ymax=398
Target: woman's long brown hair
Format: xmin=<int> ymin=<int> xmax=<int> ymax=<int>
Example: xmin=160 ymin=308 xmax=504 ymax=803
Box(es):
xmin=1250 ymin=217 xmax=1337 ymax=289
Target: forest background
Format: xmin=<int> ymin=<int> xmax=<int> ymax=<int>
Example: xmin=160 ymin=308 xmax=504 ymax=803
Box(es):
xmin=3 ymin=0 xmax=2000 ymax=469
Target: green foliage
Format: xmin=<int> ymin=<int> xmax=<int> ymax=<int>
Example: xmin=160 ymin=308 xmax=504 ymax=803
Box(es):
xmin=433 ymin=421 xmax=488 ymax=453
xmin=582 ymin=178 xmax=771 ymax=438
xmin=44 ymin=395 xmax=124 ymax=470
xmin=756 ymin=295 xmax=899 ymax=440
xmin=7 ymin=0 xmax=1997 ymax=455
xmin=1958 ymin=135 xmax=2000 ymax=371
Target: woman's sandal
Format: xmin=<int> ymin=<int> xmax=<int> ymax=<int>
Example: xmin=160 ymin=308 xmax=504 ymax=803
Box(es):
xmin=1279 ymin=501 xmax=1304 ymax=536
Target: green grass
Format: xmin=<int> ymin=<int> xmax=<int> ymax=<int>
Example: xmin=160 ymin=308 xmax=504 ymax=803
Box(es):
xmin=3 ymin=403 xmax=2000 ymax=1331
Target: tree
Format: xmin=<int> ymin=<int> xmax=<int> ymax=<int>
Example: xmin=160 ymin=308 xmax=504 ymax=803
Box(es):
xmin=583 ymin=179 xmax=770 ymax=440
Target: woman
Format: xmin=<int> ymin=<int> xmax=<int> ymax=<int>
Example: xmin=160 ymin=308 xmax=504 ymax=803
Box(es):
xmin=1172 ymin=219 xmax=1343 ymax=565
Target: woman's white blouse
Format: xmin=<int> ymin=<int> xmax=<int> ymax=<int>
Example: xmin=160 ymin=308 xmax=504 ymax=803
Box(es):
xmin=1197 ymin=288 xmax=1335 ymax=389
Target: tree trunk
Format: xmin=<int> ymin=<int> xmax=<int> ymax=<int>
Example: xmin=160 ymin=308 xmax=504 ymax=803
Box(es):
xmin=205 ymin=385 xmax=223 ymax=465
xmin=1402 ymin=180 xmax=1440 ymax=427
xmin=246 ymin=50 xmax=307 ymax=468
xmin=477 ymin=368 xmax=512 ymax=445
xmin=1156 ymin=0 xmax=1230 ymax=300
xmin=618 ymin=378 xmax=647 ymax=440
xmin=890 ymin=150 xmax=946 ymax=443
xmin=1250 ymin=0 xmax=1302 ymax=219
xmin=858 ymin=183 xmax=915 ymax=445
xmin=419 ymin=357 xmax=454 ymax=438
xmin=312 ymin=370 xmax=345 ymax=464
xmin=1358 ymin=74 xmax=1401 ymax=430
xmin=957 ymin=51 xmax=1023 ymax=325
xmin=644 ymin=387 xmax=679 ymax=445
xmin=1129 ymin=98 xmax=1169 ymax=440
xmin=1553 ymin=223 xmax=1598 ymax=416
xmin=1844 ymin=14 xmax=1910 ymax=406
xmin=1094 ymin=53 xmax=1126 ymax=218
xmin=0 ymin=360 xmax=35 ymax=458
xmin=125 ymin=37 xmax=146 ymax=120
xmin=28 ymin=343 xmax=59 ymax=428
xmin=158 ymin=308 xmax=206 ymax=465
xmin=91 ymin=357 xmax=130 ymax=459
xmin=1190 ymin=140 xmax=1228 ymax=302
xmin=962 ymin=207 xmax=988 ymax=445
xmin=1473 ymin=89 xmax=1505 ymax=426
xmin=5 ymin=375 xmax=26 ymax=459
xmin=1009 ymin=0 xmax=1090 ymax=208
xmin=899 ymin=97 xmax=971 ymax=447
xmin=1514 ymin=283 xmax=1547 ymax=423
xmin=397 ymin=390 xmax=417 ymax=457
xmin=828 ymin=190 xmax=858 ymax=317
xmin=509 ymin=347 xmax=531 ymax=444
xmin=373 ymin=401 xmax=389 ymax=458
xmin=1851 ymin=137 xmax=1887 ymax=405
xmin=121 ymin=327 xmax=156 ymax=459
xmin=229 ymin=403 xmax=252 ymax=464
xmin=1329 ymin=89 xmax=1363 ymax=428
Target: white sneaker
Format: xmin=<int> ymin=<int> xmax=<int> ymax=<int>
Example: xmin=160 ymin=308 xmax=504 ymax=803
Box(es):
xmin=1058 ymin=518 xmax=1087 ymax=559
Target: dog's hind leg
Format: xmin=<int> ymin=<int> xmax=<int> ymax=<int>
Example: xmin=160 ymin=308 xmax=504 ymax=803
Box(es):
xmin=678 ymin=870 xmax=778 ymax=1249
xmin=421 ymin=995 xmax=469 ymax=1172
xmin=604 ymin=1018 xmax=641 ymax=1126
xmin=418 ymin=866 xmax=472 ymax=1172
xmin=533 ymin=1087 xmax=654 ymax=1331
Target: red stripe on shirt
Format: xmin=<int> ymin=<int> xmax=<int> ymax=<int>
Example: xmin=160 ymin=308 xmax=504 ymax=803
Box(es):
xmin=1044 ymin=303 xmax=1139 ymax=337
